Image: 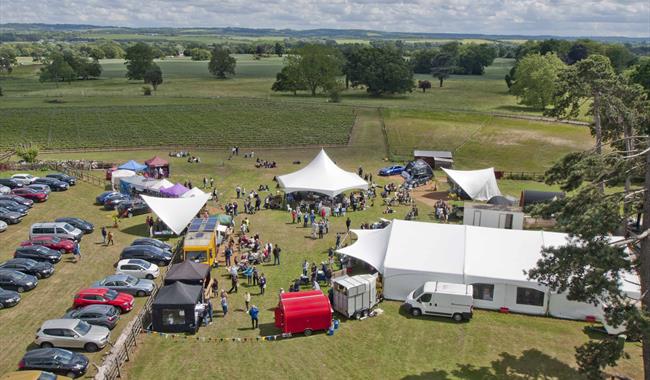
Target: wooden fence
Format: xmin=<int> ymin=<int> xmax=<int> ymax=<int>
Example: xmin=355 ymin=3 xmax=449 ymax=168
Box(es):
xmin=94 ymin=239 xmax=183 ymax=380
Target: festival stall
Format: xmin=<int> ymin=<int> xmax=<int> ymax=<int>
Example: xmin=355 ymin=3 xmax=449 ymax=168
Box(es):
xmin=118 ymin=160 xmax=148 ymax=173
xmin=274 ymin=291 xmax=332 ymax=335
xmin=145 ymin=156 xmax=170 ymax=178
xmin=442 ymin=167 xmax=501 ymax=201
xmin=152 ymin=282 xmax=204 ymax=333
xmin=160 ymin=183 xmax=190 ymax=198
xmin=110 ymin=169 xmax=137 ymax=190
xmin=141 ymin=193 xmax=210 ymax=235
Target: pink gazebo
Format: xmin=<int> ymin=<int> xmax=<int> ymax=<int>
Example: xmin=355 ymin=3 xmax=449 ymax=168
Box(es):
xmin=160 ymin=183 xmax=189 ymax=198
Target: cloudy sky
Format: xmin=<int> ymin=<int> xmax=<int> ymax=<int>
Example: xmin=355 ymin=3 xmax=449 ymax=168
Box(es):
xmin=2 ymin=0 xmax=649 ymax=37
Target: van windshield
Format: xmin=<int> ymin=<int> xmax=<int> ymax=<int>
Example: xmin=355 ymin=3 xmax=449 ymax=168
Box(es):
xmin=187 ymin=251 xmax=207 ymax=262
xmin=413 ymin=284 xmax=425 ymax=299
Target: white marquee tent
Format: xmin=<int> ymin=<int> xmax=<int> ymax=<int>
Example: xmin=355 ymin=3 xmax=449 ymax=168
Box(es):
xmin=276 ymin=149 xmax=368 ymax=197
xmin=141 ymin=193 xmax=209 ymax=235
xmin=338 ymin=220 xmax=640 ymax=322
xmin=111 ymin=170 xmax=137 ymax=190
xmin=442 ymin=167 xmax=501 ymax=201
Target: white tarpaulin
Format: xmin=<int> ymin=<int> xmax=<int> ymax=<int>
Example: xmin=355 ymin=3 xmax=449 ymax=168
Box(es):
xmin=111 ymin=170 xmax=137 ymax=190
xmin=141 ymin=194 xmax=209 ymax=235
xmin=442 ymin=167 xmax=501 ymax=201
xmin=276 ymin=149 xmax=368 ymax=197
xmin=181 ymin=187 xmax=209 ymax=198
xmin=150 ymin=179 xmax=174 ymax=191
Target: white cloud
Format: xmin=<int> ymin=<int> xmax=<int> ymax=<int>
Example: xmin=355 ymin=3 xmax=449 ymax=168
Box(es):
xmin=0 ymin=0 xmax=648 ymax=37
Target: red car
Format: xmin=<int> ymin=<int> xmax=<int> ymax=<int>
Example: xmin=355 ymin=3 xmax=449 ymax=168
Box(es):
xmin=21 ymin=236 xmax=77 ymax=254
xmin=73 ymin=287 xmax=135 ymax=313
xmin=11 ymin=188 xmax=48 ymax=202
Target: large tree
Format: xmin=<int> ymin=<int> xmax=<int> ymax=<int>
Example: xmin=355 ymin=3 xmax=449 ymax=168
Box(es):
xmin=510 ymin=53 xmax=566 ymax=110
xmin=430 ymin=51 xmax=456 ymax=87
xmin=631 ymin=58 xmax=650 ymax=96
xmin=124 ymin=42 xmax=156 ymax=80
xmin=143 ymin=63 xmax=163 ymax=90
xmin=0 ymin=45 xmax=17 ymax=73
xmin=457 ymin=44 xmax=497 ymax=75
xmin=208 ymin=46 xmax=236 ymax=79
xmin=190 ymin=48 xmax=211 ymax=61
xmin=528 ymin=78 xmax=650 ymax=378
xmin=39 ymin=53 xmax=75 ymax=83
xmin=271 ymin=63 xmax=306 ymax=95
xmin=411 ymin=49 xmax=438 ymax=74
xmin=348 ymin=46 xmax=413 ymax=96
xmin=293 ymin=44 xmax=342 ymax=96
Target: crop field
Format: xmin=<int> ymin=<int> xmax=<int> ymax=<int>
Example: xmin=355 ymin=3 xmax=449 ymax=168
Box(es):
xmin=0 ymin=99 xmax=356 ymax=149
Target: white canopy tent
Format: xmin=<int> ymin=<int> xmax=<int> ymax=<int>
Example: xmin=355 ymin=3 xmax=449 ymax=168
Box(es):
xmin=338 ymin=220 xmax=640 ymax=321
xmin=141 ymin=194 xmax=209 ymax=235
xmin=111 ymin=170 xmax=137 ymax=190
xmin=442 ymin=167 xmax=501 ymax=201
xmin=181 ymin=187 xmax=209 ymax=198
xmin=276 ymin=149 xmax=368 ymax=197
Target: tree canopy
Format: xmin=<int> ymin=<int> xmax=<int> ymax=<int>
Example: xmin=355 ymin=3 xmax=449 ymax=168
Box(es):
xmin=431 ymin=51 xmax=457 ymax=87
xmin=143 ymin=63 xmax=163 ymax=90
xmin=39 ymin=51 xmax=101 ymax=82
xmin=208 ymin=46 xmax=236 ymax=79
xmin=347 ymin=46 xmax=413 ymax=96
xmin=510 ymin=53 xmax=566 ymax=109
xmin=124 ymin=42 xmax=156 ymax=80
xmin=0 ymin=45 xmax=17 ymax=73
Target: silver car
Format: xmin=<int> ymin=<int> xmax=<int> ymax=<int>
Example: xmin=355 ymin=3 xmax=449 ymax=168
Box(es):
xmin=35 ymin=319 xmax=110 ymax=352
xmin=0 ymin=220 xmax=7 ymax=232
xmin=115 ymin=259 xmax=160 ymax=280
xmin=28 ymin=183 xmax=51 ymax=194
xmin=91 ymin=274 xmax=155 ymax=297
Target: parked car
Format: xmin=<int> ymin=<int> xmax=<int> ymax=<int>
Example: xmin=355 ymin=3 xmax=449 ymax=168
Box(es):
xmin=0 ymin=185 xmax=10 ymax=195
xmin=130 ymin=237 xmax=172 ymax=251
xmin=46 ymin=173 xmax=76 ymax=186
xmin=0 ymin=207 xmax=23 ymax=224
xmin=0 ymin=287 xmax=21 ymax=309
xmin=0 ymin=371 xmax=72 ymax=380
xmin=103 ymin=194 xmax=130 ymax=210
xmin=95 ymin=191 xmax=120 ymax=205
xmin=0 ymin=258 xmax=54 ymax=279
xmin=0 ymin=194 xmax=33 ymax=207
xmin=35 ymin=319 xmax=110 ymax=352
xmin=10 ymin=174 xmax=38 ymax=185
xmin=30 ymin=222 xmax=83 ymax=242
xmin=91 ymin=274 xmax=155 ymax=297
xmin=21 ymin=236 xmax=77 ymax=254
xmin=116 ymin=200 xmax=150 ymax=218
xmin=0 ymin=220 xmax=7 ymax=233
xmin=27 ymin=184 xmax=51 ymax=194
xmin=403 ymin=281 xmax=474 ymax=322
xmin=18 ymin=348 xmax=89 ymax=378
xmin=0 ymin=269 xmax=38 ymax=292
xmin=14 ymin=246 xmax=62 ymax=264
xmin=63 ymin=305 xmax=120 ymax=330
xmin=54 ymin=218 xmax=94 ymax=234
xmin=378 ymin=165 xmax=405 ymax=176
xmin=120 ymin=245 xmax=172 ymax=266
xmin=73 ymin=288 xmax=134 ymax=313
xmin=116 ymin=259 xmax=160 ymax=280
xmin=0 ymin=200 xmax=28 ymax=216
xmin=33 ymin=178 xmax=68 ymax=192
xmin=11 ymin=188 xmax=48 ymax=202
xmin=0 ymin=178 xmax=22 ymax=189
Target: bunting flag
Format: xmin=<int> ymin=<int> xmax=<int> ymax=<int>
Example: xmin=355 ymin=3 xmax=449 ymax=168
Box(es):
xmin=141 ymin=329 xmax=300 ymax=343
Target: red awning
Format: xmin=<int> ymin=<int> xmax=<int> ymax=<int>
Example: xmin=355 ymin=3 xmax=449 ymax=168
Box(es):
xmin=145 ymin=156 xmax=169 ymax=168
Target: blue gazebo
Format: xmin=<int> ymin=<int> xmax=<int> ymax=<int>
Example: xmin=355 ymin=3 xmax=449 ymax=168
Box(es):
xmin=118 ymin=160 xmax=148 ymax=172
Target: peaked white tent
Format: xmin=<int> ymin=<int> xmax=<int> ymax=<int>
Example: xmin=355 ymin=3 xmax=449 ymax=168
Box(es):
xmin=141 ymin=194 xmax=209 ymax=235
xmin=276 ymin=149 xmax=368 ymax=197
xmin=338 ymin=220 xmax=640 ymax=321
xmin=442 ymin=167 xmax=501 ymax=201
xmin=111 ymin=170 xmax=137 ymax=190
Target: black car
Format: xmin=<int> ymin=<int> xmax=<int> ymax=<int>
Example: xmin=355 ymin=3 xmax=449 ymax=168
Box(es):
xmin=103 ymin=194 xmax=130 ymax=210
xmin=46 ymin=173 xmax=76 ymax=186
xmin=55 ymin=217 xmax=94 ymax=234
xmin=0 ymin=194 xmax=33 ymax=208
xmin=33 ymin=177 xmax=69 ymax=191
xmin=0 ymin=178 xmax=23 ymax=189
xmin=116 ymin=200 xmax=150 ymax=218
xmin=15 ymin=246 xmax=62 ymax=264
xmin=0 ymin=269 xmax=38 ymax=292
xmin=0 ymin=200 xmax=29 ymax=216
xmin=120 ymin=245 xmax=172 ymax=266
xmin=0 ymin=287 xmax=21 ymax=309
xmin=63 ymin=304 xmax=120 ymax=330
xmin=0 ymin=207 xmax=23 ymax=224
xmin=19 ymin=348 xmax=89 ymax=378
xmin=0 ymin=258 xmax=54 ymax=279
xmin=131 ymin=237 xmax=172 ymax=251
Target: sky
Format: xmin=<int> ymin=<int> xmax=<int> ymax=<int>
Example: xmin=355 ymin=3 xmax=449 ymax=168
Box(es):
xmin=1 ymin=0 xmax=649 ymax=38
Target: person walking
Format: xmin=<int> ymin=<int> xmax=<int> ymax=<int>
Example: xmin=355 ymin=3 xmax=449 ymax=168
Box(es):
xmin=259 ymin=273 xmax=266 ymax=295
xmin=210 ymin=177 xmax=214 ymax=188
xmin=244 ymin=292 xmax=251 ymax=312
xmin=221 ymin=295 xmax=228 ymax=317
xmin=206 ymin=300 xmax=213 ymax=325
xmin=106 ymin=231 xmax=114 ymax=246
xmin=273 ymin=245 xmax=281 ymax=265
xmin=101 ymin=226 xmax=107 ymax=244
xmin=249 ymin=305 xmax=259 ymax=329
xmin=73 ymin=242 xmax=81 ymax=263
xmin=229 ymin=273 xmax=239 ymax=293
xmin=225 ymin=246 xmax=232 ymax=266
xmin=236 ymin=185 xmax=241 ymax=198
xmin=345 ymin=217 xmax=351 ymax=231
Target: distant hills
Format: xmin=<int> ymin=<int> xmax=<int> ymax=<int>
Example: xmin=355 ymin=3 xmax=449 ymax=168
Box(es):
xmin=1 ymin=23 xmax=648 ymax=43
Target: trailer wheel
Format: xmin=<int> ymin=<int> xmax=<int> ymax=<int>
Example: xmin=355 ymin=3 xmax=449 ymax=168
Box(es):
xmin=452 ymin=313 xmax=463 ymax=322
xmin=304 ymin=329 xmax=313 ymax=336
xmin=411 ymin=308 xmax=421 ymax=317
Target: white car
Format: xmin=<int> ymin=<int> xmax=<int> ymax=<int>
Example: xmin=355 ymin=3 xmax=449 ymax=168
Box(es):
xmin=0 ymin=185 xmax=10 ymax=195
xmin=115 ymin=258 xmax=160 ymax=280
xmin=0 ymin=220 xmax=7 ymax=232
xmin=11 ymin=174 xmax=38 ymax=185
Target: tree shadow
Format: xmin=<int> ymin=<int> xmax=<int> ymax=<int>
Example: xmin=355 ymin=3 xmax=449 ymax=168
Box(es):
xmin=494 ymin=105 xmax=542 ymax=114
xmin=120 ymin=224 xmax=149 ymax=237
xmin=402 ymin=349 xmax=583 ymax=380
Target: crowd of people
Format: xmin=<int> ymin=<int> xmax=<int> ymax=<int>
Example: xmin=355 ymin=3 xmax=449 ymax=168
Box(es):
xmin=434 ymin=200 xmax=452 ymax=222
xmin=255 ymin=158 xmax=277 ymax=168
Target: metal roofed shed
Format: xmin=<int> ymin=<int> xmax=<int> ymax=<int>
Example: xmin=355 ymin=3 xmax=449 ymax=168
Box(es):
xmin=413 ymin=150 xmax=454 ymax=169
xmin=463 ymin=202 xmax=524 ymax=230
xmin=332 ymin=274 xmax=379 ymax=319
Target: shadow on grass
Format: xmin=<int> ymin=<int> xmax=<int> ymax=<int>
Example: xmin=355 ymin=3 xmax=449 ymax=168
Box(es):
xmin=402 ymin=349 xmax=583 ymax=380
xmin=494 ymin=105 xmax=542 ymax=114
xmin=120 ymin=224 xmax=148 ymax=237
xmin=396 ymin=304 xmax=466 ymax=325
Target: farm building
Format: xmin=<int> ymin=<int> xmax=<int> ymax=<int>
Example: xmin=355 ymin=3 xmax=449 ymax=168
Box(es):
xmin=442 ymin=167 xmax=501 ymax=201
xmin=413 ymin=150 xmax=454 ymax=169
xmin=337 ymin=220 xmax=639 ymax=323
xmin=463 ymin=203 xmax=524 ymax=230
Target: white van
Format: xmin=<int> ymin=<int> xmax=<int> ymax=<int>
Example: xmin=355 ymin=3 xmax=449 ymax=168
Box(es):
xmin=405 ymin=281 xmax=474 ymax=322
xmin=30 ymin=222 xmax=84 ymax=242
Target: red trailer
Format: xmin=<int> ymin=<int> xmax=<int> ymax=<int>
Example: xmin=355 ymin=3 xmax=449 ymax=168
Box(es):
xmin=274 ymin=290 xmax=332 ymax=336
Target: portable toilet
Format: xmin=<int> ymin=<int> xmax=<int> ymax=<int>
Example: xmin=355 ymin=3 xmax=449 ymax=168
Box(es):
xmin=274 ymin=290 xmax=332 ymax=336
xmin=332 ymin=274 xmax=378 ymax=319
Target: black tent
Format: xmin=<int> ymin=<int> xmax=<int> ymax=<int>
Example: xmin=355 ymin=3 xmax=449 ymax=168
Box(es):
xmin=487 ymin=195 xmax=514 ymax=206
xmin=164 ymin=260 xmax=211 ymax=286
xmin=519 ymin=190 xmax=565 ymax=207
xmin=152 ymin=281 xmax=203 ymax=333
xmin=402 ymin=159 xmax=434 ymax=180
